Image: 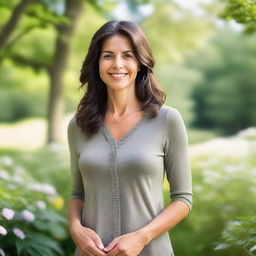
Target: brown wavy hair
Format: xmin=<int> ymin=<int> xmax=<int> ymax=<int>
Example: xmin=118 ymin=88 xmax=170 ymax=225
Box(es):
xmin=75 ymin=20 xmax=166 ymax=136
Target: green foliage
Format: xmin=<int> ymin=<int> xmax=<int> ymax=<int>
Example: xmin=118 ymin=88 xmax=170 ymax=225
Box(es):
xmin=190 ymin=29 xmax=256 ymax=135
xmin=0 ymin=60 xmax=48 ymax=122
xmin=214 ymin=215 xmax=256 ymax=255
xmin=142 ymin=1 xmax=214 ymax=63
xmin=168 ymin=147 xmax=256 ymax=256
xmin=220 ymin=0 xmax=256 ymax=33
xmin=0 ymin=151 xmax=69 ymax=256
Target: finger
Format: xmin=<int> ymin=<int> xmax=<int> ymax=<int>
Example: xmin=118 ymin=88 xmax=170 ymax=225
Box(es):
xmin=88 ymin=246 xmax=106 ymax=256
xmin=106 ymin=246 xmax=119 ymax=256
xmin=92 ymin=235 xmax=105 ymax=250
xmin=103 ymin=239 xmax=119 ymax=253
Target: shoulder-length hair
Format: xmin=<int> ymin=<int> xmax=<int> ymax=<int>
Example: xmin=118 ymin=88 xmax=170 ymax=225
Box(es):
xmin=75 ymin=20 xmax=166 ymax=136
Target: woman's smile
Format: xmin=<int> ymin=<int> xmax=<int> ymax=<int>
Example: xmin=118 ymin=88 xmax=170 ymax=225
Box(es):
xmin=108 ymin=72 xmax=128 ymax=79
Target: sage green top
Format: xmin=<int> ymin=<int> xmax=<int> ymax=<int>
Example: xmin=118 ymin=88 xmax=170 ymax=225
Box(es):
xmin=67 ymin=104 xmax=192 ymax=256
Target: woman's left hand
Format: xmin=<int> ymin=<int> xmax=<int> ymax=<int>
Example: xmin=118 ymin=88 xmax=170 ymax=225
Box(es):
xmin=103 ymin=230 xmax=149 ymax=256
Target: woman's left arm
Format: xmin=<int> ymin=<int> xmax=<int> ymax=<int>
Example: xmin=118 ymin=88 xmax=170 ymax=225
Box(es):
xmin=104 ymin=200 xmax=190 ymax=256
xmin=143 ymin=107 xmax=192 ymax=244
xmin=139 ymin=199 xmax=190 ymax=244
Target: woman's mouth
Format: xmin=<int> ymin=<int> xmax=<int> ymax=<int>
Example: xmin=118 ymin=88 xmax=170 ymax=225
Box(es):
xmin=109 ymin=73 xmax=128 ymax=79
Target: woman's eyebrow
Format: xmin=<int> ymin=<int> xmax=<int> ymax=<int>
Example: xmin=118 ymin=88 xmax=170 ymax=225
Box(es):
xmin=101 ymin=50 xmax=134 ymax=53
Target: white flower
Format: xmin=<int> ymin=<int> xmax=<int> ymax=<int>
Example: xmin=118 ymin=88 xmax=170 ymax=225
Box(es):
xmin=7 ymin=184 xmax=17 ymax=190
xmin=0 ymin=225 xmax=7 ymax=236
xmin=2 ymin=208 xmax=15 ymax=220
xmin=251 ymin=168 xmax=256 ymax=176
xmin=224 ymin=164 xmax=244 ymax=173
xmin=2 ymin=156 xmax=13 ymax=166
xmin=35 ymin=200 xmax=46 ymax=210
xmin=13 ymin=228 xmax=25 ymax=239
xmin=21 ymin=210 xmax=35 ymax=222
xmin=11 ymin=175 xmax=24 ymax=184
xmin=0 ymin=170 xmax=10 ymax=180
xmin=202 ymin=169 xmax=221 ymax=179
xmin=13 ymin=166 xmax=26 ymax=175
xmin=0 ymin=248 xmax=5 ymax=256
xmin=28 ymin=183 xmax=56 ymax=195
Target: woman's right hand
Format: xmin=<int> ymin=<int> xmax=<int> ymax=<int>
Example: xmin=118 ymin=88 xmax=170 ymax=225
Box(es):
xmin=70 ymin=222 xmax=107 ymax=256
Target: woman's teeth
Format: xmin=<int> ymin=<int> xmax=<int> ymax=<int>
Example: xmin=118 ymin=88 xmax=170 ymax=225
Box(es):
xmin=110 ymin=73 xmax=127 ymax=78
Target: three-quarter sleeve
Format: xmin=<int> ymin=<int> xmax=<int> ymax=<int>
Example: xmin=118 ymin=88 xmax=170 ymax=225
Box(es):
xmin=163 ymin=108 xmax=193 ymax=211
xmin=67 ymin=116 xmax=85 ymax=201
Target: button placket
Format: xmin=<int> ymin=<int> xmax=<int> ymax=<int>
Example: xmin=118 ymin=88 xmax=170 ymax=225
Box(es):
xmin=100 ymin=112 xmax=148 ymax=239
xmin=109 ymin=140 xmax=121 ymax=238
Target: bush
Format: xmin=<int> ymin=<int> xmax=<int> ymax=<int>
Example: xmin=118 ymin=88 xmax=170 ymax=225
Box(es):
xmin=214 ymin=215 xmax=256 ymax=255
xmin=169 ymin=149 xmax=256 ymax=256
xmin=0 ymin=154 xmax=68 ymax=256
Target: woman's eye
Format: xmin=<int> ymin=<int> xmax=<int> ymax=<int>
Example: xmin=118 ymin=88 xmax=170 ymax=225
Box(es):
xmin=102 ymin=55 xmax=112 ymax=59
xmin=124 ymin=53 xmax=132 ymax=58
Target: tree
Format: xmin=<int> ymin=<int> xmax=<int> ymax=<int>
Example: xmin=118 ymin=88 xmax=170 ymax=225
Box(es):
xmin=190 ymin=29 xmax=256 ymax=134
xmin=0 ymin=0 xmax=34 ymax=47
xmin=47 ymin=0 xmax=83 ymax=143
xmin=220 ymin=0 xmax=256 ymax=33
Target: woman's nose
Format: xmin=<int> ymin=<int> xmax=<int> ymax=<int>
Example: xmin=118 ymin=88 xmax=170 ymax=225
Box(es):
xmin=113 ymin=55 xmax=124 ymax=69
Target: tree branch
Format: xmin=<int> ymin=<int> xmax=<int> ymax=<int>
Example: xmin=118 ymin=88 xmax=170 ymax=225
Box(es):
xmin=0 ymin=0 xmax=35 ymax=47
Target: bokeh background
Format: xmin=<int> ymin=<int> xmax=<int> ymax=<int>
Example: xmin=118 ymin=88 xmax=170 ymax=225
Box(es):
xmin=0 ymin=0 xmax=256 ymax=255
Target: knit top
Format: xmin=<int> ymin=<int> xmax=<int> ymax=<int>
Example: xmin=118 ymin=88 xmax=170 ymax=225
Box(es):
xmin=67 ymin=104 xmax=193 ymax=256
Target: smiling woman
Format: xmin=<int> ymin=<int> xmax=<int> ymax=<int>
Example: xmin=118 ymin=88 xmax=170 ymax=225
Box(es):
xmin=67 ymin=20 xmax=192 ymax=256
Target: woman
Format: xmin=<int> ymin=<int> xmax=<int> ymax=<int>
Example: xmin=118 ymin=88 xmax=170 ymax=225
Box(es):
xmin=67 ymin=20 xmax=192 ymax=256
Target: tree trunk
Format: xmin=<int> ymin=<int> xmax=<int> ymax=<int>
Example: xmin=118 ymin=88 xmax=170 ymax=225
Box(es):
xmin=47 ymin=0 xmax=83 ymax=144
xmin=0 ymin=0 xmax=34 ymax=47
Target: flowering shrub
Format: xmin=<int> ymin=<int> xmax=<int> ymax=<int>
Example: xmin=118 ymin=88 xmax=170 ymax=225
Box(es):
xmin=0 ymin=155 xmax=67 ymax=256
xmin=167 ymin=139 xmax=256 ymax=256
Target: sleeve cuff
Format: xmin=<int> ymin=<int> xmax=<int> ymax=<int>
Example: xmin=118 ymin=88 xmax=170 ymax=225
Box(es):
xmin=70 ymin=195 xmax=84 ymax=201
xmin=170 ymin=192 xmax=193 ymax=211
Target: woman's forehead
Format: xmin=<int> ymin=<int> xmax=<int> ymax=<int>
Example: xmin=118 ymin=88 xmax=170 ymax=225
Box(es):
xmin=101 ymin=34 xmax=133 ymax=51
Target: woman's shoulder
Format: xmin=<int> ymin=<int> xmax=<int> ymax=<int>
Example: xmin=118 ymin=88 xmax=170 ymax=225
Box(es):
xmin=160 ymin=104 xmax=181 ymax=118
xmin=160 ymin=105 xmax=185 ymax=128
xmin=68 ymin=115 xmax=76 ymax=128
xmin=67 ymin=115 xmax=81 ymax=136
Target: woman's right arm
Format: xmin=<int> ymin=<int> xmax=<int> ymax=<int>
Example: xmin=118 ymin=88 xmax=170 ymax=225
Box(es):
xmin=67 ymin=118 xmax=106 ymax=256
xmin=67 ymin=198 xmax=83 ymax=238
xmin=67 ymin=199 xmax=106 ymax=256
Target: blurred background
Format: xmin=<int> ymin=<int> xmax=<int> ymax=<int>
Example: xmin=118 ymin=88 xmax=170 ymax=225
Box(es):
xmin=0 ymin=0 xmax=256 ymax=255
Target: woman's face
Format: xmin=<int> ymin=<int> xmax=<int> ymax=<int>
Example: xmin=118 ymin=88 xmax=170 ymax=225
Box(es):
xmin=99 ymin=34 xmax=140 ymax=91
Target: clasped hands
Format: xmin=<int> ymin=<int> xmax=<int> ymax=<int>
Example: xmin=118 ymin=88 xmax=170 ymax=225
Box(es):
xmin=71 ymin=224 xmax=149 ymax=256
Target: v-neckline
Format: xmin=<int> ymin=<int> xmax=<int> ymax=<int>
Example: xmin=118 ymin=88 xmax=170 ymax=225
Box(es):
xmin=101 ymin=110 xmax=148 ymax=145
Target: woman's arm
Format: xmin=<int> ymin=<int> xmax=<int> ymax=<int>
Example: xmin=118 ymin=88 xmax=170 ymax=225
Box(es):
xmin=67 ymin=198 xmax=83 ymax=236
xmin=67 ymin=118 xmax=106 ymax=256
xmin=104 ymin=200 xmax=189 ymax=256
xmin=68 ymin=199 xmax=107 ymax=256
xmin=140 ymin=200 xmax=190 ymax=244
